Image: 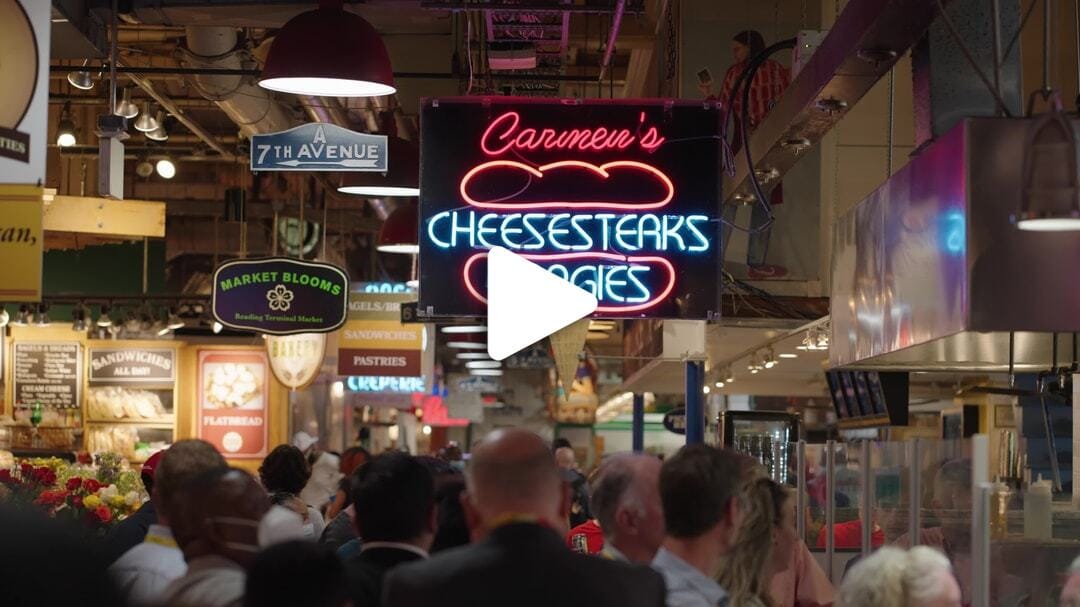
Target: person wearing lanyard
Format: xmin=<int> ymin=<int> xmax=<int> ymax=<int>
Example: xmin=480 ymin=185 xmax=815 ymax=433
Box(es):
xmin=382 ymin=428 xmax=667 ymax=607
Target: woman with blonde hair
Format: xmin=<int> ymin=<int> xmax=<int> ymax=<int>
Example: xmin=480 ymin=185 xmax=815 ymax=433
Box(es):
xmin=717 ymin=476 xmax=792 ymax=607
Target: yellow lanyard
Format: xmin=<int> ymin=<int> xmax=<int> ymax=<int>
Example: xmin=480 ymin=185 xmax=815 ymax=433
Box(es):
xmin=144 ymin=532 xmax=178 ymax=549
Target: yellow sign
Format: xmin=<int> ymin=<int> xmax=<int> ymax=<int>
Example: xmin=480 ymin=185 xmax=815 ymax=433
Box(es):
xmin=0 ymin=185 xmax=43 ymax=301
xmin=339 ymin=320 xmax=423 ymax=350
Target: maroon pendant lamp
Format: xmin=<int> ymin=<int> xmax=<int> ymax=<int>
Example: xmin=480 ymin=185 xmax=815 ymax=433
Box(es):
xmin=376 ymin=200 xmax=419 ymax=254
xmin=338 ymin=135 xmax=420 ymax=197
xmin=259 ymin=0 xmax=395 ymax=97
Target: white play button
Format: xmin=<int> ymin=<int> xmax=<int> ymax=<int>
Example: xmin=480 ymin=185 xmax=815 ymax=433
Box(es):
xmin=486 ymin=247 xmax=598 ymax=361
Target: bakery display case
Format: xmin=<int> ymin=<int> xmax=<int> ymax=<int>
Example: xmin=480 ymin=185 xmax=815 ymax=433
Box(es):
xmin=84 ymin=342 xmax=179 ymax=463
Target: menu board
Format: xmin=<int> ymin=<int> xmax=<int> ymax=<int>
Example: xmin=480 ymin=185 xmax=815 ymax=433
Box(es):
xmin=13 ymin=342 xmax=81 ymax=409
xmin=89 ymin=348 xmax=176 ymax=383
xmin=197 ymin=349 xmax=268 ymax=458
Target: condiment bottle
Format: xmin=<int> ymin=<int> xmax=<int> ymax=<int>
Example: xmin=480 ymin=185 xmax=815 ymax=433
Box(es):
xmin=1023 ymin=475 xmax=1053 ymax=540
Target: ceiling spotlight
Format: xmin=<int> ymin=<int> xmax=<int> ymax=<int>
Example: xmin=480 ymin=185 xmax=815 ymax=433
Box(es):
xmin=96 ymin=305 xmax=113 ymax=328
xmin=465 ymin=360 xmax=501 ymax=369
xmin=156 ymin=157 xmax=177 ymax=179
xmin=422 ymin=424 xmax=432 ymax=436
xmin=0 ymin=306 xmax=8 ymax=328
xmin=763 ymin=349 xmax=777 ymax=369
xmin=115 ymin=87 xmax=139 ymax=119
xmin=71 ymin=304 xmax=88 ymax=332
xmin=56 ymin=102 xmax=77 ymax=147
xmin=714 ymin=381 xmax=725 ymax=389
xmin=446 ymin=341 xmax=486 ymax=349
xmin=166 ymin=308 xmax=185 ymax=330
xmin=724 ymin=368 xmax=735 ymax=383
xmin=157 ymin=324 xmax=172 ymax=337
xmin=35 ymin=304 xmax=51 ymax=327
xmin=779 ymin=353 xmax=798 ymax=359
xmin=135 ymin=157 xmax=155 ymax=178
xmin=258 ymin=0 xmax=396 ymax=97
xmin=816 ymin=329 xmax=830 ymax=349
xmin=212 ymin=321 xmax=223 ymax=334
xmin=441 ymin=325 xmax=487 ymax=334
xmin=134 ymin=102 xmax=159 ymax=132
xmin=455 ymin=352 xmax=490 ymax=360
xmin=67 ymin=59 xmax=95 ymax=90
xmin=470 ymin=369 xmax=503 ymax=377
xmin=145 ymin=113 xmax=169 ymax=142
xmin=703 ymin=385 xmax=711 ymax=394
xmin=12 ymin=304 xmax=31 ymax=326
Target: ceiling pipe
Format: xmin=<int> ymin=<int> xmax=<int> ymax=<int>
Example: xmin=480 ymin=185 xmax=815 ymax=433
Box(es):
xmin=183 ymin=26 xmax=292 ymax=139
xmin=597 ymin=0 xmax=627 ymax=83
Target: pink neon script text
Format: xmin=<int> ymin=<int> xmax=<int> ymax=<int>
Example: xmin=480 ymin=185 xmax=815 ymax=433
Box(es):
xmin=479 ymin=111 xmax=666 ymax=156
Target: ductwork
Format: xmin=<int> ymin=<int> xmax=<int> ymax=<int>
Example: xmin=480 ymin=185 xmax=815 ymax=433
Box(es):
xmin=829 ymin=119 xmax=1080 ymax=372
xmin=182 ymin=26 xmax=291 ymax=138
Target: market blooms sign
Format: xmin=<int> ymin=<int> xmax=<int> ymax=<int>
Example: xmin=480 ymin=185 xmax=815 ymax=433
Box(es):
xmin=418 ymin=98 xmax=722 ymax=319
xmin=212 ymin=257 xmax=349 ymax=335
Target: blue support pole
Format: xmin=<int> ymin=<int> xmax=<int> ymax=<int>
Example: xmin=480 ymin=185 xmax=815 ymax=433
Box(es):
xmin=632 ymin=393 xmax=645 ymax=453
xmin=685 ymin=361 xmax=705 ymax=444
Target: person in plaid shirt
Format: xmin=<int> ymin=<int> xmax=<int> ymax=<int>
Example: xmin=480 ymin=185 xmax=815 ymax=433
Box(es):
xmin=705 ymin=30 xmax=791 ymax=280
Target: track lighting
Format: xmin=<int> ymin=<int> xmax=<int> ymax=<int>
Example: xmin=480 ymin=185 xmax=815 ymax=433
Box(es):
xmin=114 ymin=87 xmax=139 ymax=119
xmin=134 ymin=102 xmax=159 ymax=132
xmin=56 ymin=102 xmax=77 ymax=147
xmin=67 ymin=59 xmax=95 ymax=90
xmin=155 ymin=157 xmax=176 ymax=179
xmin=35 ymin=304 xmax=50 ymax=327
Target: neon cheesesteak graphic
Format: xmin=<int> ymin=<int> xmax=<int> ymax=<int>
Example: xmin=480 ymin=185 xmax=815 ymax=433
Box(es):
xmin=421 ymin=103 xmax=717 ymax=316
xmin=462 ymin=251 xmax=676 ymax=314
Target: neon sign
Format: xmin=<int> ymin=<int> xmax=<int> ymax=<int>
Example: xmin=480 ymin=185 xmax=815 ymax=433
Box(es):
xmin=346 ymin=376 xmax=425 ymax=393
xmin=418 ymin=99 xmax=722 ymax=319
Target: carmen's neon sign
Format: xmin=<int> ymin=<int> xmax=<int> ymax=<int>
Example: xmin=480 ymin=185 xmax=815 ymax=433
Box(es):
xmin=421 ymin=103 xmax=717 ymax=316
xmin=480 ymin=111 xmax=665 ymax=156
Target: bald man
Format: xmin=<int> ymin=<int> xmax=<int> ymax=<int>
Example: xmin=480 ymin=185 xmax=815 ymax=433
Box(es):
xmin=383 ymin=428 xmax=667 ymax=607
xmin=161 ymin=467 xmax=270 ymax=607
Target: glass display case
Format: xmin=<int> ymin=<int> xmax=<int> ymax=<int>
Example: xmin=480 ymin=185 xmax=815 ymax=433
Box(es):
xmin=719 ymin=411 xmax=800 ymax=483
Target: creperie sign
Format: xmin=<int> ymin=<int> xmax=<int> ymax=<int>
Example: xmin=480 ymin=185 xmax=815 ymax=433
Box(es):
xmin=420 ymin=100 xmax=720 ymax=317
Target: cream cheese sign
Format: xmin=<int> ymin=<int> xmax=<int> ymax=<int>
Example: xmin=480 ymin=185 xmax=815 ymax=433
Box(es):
xmin=0 ymin=0 xmax=49 ymax=184
xmin=265 ymin=333 xmax=326 ymax=390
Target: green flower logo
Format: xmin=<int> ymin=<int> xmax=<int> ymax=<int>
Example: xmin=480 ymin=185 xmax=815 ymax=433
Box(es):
xmin=267 ymin=284 xmax=295 ymax=312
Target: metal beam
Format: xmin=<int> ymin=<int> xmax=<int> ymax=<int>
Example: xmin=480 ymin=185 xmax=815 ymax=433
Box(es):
xmin=598 ymin=0 xmax=627 ymax=82
xmin=420 ymin=1 xmax=645 ymax=14
xmin=120 ymin=60 xmax=235 ymax=160
xmin=722 ymin=0 xmax=952 ymax=206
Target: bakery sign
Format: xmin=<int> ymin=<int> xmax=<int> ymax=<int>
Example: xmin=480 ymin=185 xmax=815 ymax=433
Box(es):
xmin=89 ymin=348 xmax=175 ymax=383
xmin=212 ymin=257 xmax=349 ymax=335
xmin=0 ymin=0 xmax=49 ymax=184
xmin=265 ymin=333 xmax=326 ymax=390
xmin=418 ymin=98 xmax=722 ymax=319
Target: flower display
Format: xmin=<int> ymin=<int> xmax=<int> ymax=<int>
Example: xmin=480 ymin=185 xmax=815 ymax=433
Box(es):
xmin=0 ymin=453 xmax=148 ymax=533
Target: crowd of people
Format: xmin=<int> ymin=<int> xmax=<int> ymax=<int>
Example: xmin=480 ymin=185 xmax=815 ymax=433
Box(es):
xmin=3 ymin=427 xmax=1055 ymax=607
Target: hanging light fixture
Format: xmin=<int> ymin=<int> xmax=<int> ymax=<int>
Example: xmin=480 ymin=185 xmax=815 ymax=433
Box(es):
xmin=72 ymin=304 xmax=89 ymax=332
xmin=1013 ymin=108 xmax=1080 ymax=231
xmin=156 ymin=156 xmax=177 ymax=179
xmin=67 ymin=59 xmax=95 ymax=90
xmin=763 ymin=348 xmax=778 ymax=369
xmin=35 ymin=304 xmax=51 ymax=327
xmin=166 ymin=307 xmax=185 ymax=330
xmin=56 ymin=102 xmax=77 ymax=147
xmin=724 ymin=368 xmax=735 ymax=383
xmin=0 ymin=306 xmax=7 ymax=328
xmin=259 ymin=0 xmax=396 ymax=97
xmin=96 ymin=304 xmax=113 ymax=328
xmin=145 ymin=112 xmax=169 ymax=142
xmin=375 ymin=200 xmax=419 ymax=254
xmin=135 ymin=156 xmax=155 ymax=178
xmin=134 ymin=102 xmax=159 ymax=132
xmin=115 ymin=87 xmax=139 ymax=119
xmin=12 ymin=304 xmax=31 ymax=326
xmin=338 ymin=137 xmax=420 ymax=197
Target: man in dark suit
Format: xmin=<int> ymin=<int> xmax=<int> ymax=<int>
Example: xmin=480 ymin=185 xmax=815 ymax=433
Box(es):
xmin=382 ymin=428 xmax=667 ymax=607
xmin=343 ymin=452 xmax=436 ymax=607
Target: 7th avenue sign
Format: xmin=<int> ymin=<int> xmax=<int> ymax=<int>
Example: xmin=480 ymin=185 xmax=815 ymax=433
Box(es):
xmin=250 ymin=123 xmax=388 ymax=172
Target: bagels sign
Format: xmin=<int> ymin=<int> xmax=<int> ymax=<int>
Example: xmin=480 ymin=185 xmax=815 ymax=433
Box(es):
xmin=419 ymin=98 xmax=721 ymax=319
